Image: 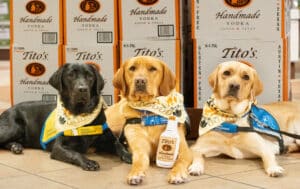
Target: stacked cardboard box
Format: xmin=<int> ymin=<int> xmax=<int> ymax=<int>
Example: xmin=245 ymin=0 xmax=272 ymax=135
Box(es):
xmin=192 ymin=0 xmax=290 ymax=108
xmin=119 ymin=0 xmax=182 ymax=91
xmin=63 ymin=0 xmax=118 ymax=105
xmin=10 ymin=0 xmax=62 ymax=104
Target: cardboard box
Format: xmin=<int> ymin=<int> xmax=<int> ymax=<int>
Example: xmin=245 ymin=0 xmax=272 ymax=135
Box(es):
xmin=10 ymin=44 xmax=61 ymax=105
xmin=10 ymin=0 xmax=62 ymax=45
xmin=192 ymin=0 xmax=288 ymax=40
xmin=119 ymin=0 xmax=180 ymax=40
xmin=120 ymin=40 xmax=181 ymax=90
xmin=193 ymin=38 xmax=289 ymax=108
xmin=63 ymin=44 xmax=117 ymax=105
xmin=63 ymin=0 xmax=118 ymax=45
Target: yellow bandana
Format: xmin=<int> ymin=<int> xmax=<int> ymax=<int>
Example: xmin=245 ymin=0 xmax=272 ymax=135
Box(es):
xmin=128 ymin=90 xmax=187 ymax=123
xmin=198 ymin=97 xmax=252 ymax=136
xmin=40 ymin=96 xmax=106 ymax=149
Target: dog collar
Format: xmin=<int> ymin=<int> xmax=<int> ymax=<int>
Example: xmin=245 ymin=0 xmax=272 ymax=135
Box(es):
xmin=125 ymin=112 xmax=168 ymax=127
xmin=142 ymin=114 xmax=168 ymax=126
xmin=40 ymin=96 xmax=107 ymax=149
xmin=199 ymin=97 xmax=251 ymax=136
xmin=63 ymin=123 xmax=108 ymax=136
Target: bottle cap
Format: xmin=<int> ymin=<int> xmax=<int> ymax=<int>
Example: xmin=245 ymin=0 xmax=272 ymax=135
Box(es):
xmin=168 ymin=116 xmax=176 ymax=120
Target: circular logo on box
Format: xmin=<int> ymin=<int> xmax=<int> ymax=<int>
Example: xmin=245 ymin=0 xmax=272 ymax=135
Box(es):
xmin=26 ymin=63 xmax=46 ymax=77
xmin=80 ymin=0 xmax=100 ymax=13
xmin=224 ymin=0 xmax=251 ymax=8
xmin=26 ymin=0 xmax=46 ymax=14
xmin=137 ymin=0 xmax=159 ymax=6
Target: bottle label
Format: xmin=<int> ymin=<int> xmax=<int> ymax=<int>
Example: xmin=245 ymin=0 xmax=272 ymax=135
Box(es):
xmin=157 ymin=136 xmax=177 ymax=162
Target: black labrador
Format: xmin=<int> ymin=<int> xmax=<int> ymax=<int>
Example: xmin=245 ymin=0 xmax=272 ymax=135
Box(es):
xmin=0 ymin=63 xmax=131 ymax=170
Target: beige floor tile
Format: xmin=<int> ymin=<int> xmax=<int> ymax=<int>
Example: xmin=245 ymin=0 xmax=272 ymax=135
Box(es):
xmin=0 ymin=175 xmax=73 ymax=189
xmin=277 ymin=153 xmax=300 ymax=165
xmin=201 ymin=153 xmax=300 ymax=177
xmin=220 ymin=163 xmax=300 ymax=189
xmin=40 ymin=162 xmax=134 ymax=189
xmin=155 ymin=177 xmax=260 ymax=189
xmin=0 ymin=164 xmax=27 ymax=179
xmin=0 ymin=150 xmax=73 ymax=174
xmin=199 ymin=157 xmax=262 ymax=176
xmin=40 ymin=153 xmax=210 ymax=189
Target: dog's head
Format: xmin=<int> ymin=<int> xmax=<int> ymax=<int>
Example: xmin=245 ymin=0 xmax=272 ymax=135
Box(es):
xmin=49 ymin=63 xmax=105 ymax=115
xmin=209 ymin=61 xmax=263 ymax=113
xmin=113 ymin=56 xmax=176 ymax=101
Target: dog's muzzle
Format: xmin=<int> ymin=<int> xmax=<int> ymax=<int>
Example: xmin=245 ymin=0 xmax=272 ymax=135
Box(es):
xmin=134 ymin=77 xmax=147 ymax=92
xmin=227 ymin=83 xmax=240 ymax=97
xmin=74 ymin=85 xmax=90 ymax=103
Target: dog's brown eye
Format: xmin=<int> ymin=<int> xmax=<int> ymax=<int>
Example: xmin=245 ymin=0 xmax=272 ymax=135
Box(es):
xmin=149 ymin=66 xmax=157 ymax=72
xmin=129 ymin=66 xmax=136 ymax=71
xmin=242 ymin=74 xmax=250 ymax=80
xmin=68 ymin=72 xmax=76 ymax=79
xmin=223 ymin=70 xmax=231 ymax=76
xmin=86 ymin=73 xmax=94 ymax=80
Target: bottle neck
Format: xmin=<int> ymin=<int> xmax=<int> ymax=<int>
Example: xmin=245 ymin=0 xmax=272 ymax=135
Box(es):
xmin=165 ymin=119 xmax=178 ymax=132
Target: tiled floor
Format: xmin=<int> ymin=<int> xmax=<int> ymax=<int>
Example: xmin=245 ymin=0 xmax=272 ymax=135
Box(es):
xmin=1 ymin=60 xmax=300 ymax=188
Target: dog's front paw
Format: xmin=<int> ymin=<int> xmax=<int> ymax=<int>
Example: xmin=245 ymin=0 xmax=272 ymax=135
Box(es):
xmin=81 ymin=159 xmax=100 ymax=171
xmin=266 ymin=166 xmax=284 ymax=177
xmin=188 ymin=162 xmax=204 ymax=176
xmin=115 ymin=141 xmax=132 ymax=164
xmin=168 ymin=171 xmax=189 ymax=184
xmin=10 ymin=143 xmax=23 ymax=154
xmin=127 ymin=171 xmax=145 ymax=185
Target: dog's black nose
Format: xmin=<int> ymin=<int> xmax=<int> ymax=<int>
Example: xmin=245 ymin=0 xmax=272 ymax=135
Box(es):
xmin=77 ymin=85 xmax=88 ymax=93
xmin=135 ymin=78 xmax=147 ymax=92
xmin=229 ymin=84 xmax=240 ymax=92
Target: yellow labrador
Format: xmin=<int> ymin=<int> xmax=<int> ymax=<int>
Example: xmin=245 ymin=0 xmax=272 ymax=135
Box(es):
xmin=105 ymin=56 xmax=192 ymax=185
xmin=189 ymin=60 xmax=300 ymax=177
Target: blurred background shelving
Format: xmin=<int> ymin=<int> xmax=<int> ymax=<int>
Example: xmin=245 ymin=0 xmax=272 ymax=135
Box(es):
xmin=0 ymin=0 xmax=9 ymax=60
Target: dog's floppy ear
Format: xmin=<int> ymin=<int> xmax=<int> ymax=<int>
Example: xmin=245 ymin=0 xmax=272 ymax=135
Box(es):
xmin=159 ymin=61 xmax=176 ymax=96
xmin=208 ymin=65 xmax=219 ymax=92
xmin=88 ymin=64 xmax=105 ymax=95
xmin=252 ymin=70 xmax=263 ymax=96
xmin=49 ymin=63 xmax=68 ymax=92
xmin=113 ymin=62 xmax=127 ymax=96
